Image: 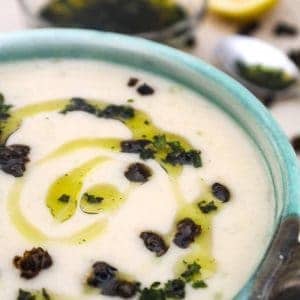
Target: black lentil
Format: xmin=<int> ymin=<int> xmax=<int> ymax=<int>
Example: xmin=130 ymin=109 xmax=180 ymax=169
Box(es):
xmin=13 ymin=247 xmax=53 ymax=279
xmin=128 ymin=78 xmax=139 ymax=87
xmin=164 ymin=279 xmax=186 ymax=299
xmin=273 ymin=22 xmax=298 ymax=36
xmin=137 ymin=84 xmax=155 ymax=96
xmin=212 ymin=183 xmax=231 ymax=203
xmin=288 ymin=49 xmax=300 ymax=69
xmin=238 ymin=21 xmax=260 ymax=35
xmin=184 ymin=35 xmax=197 ymax=48
xmin=115 ymin=280 xmax=140 ymax=298
xmin=87 ymin=261 xmax=139 ymax=298
xmin=291 ymin=135 xmax=300 ymax=153
xmin=121 ymin=139 xmax=152 ymax=154
xmin=0 ymin=144 xmax=30 ymax=177
xmin=124 ymin=163 xmax=152 ymax=183
xmin=140 ymin=231 xmax=169 ymax=257
xmin=173 ymin=218 xmax=201 ymax=249
xmin=263 ymin=95 xmax=276 ymax=108
xmin=87 ymin=262 xmax=117 ymax=288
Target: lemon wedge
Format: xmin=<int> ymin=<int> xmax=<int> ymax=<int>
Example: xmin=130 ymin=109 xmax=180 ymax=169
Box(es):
xmin=208 ymin=0 xmax=278 ymax=21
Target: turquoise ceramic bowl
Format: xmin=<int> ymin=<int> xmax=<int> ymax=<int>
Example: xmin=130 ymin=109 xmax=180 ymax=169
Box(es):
xmin=0 ymin=29 xmax=298 ymax=299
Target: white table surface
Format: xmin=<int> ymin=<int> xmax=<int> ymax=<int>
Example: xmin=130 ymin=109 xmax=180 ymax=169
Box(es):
xmin=0 ymin=0 xmax=299 ymax=155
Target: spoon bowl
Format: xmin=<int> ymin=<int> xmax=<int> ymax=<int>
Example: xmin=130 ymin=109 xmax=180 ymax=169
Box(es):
xmin=215 ymin=35 xmax=300 ymax=98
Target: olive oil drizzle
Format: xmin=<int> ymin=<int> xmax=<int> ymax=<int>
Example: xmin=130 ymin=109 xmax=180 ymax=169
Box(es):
xmin=7 ymin=178 xmax=109 ymax=245
xmin=46 ymin=156 xmax=109 ymax=222
xmin=2 ymin=98 xmax=224 ymax=295
xmin=80 ymin=184 xmax=125 ymax=215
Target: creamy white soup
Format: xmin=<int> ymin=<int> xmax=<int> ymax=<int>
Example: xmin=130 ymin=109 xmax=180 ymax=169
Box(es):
xmin=0 ymin=59 xmax=273 ymax=300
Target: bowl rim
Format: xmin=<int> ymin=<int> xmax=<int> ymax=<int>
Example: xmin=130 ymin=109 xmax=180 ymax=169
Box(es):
xmin=0 ymin=28 xmax=299 ymax=298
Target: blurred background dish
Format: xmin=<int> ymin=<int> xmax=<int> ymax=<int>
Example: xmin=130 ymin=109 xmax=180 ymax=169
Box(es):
xmin=18 ymin=0 xmax=206 ymax=46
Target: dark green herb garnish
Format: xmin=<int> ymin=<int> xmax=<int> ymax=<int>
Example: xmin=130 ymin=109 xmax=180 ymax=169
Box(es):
xmin=180 ymin=262 xmax=201 ymax=283
xmin=198 ymin=201 xmax=217 ymax=214
xmin=13 ymin=247 xmax=53 ymax=279
xmin=151 ymin=282 xmax=161 ymax=288
xmin=17 ymin=288 xmax=51 ymax=300
xmin=42 ymin=289 xmax=51 ymax=300
xmin=40 ymin=0 xmax=187 ymax=35
xmin=17 ymin=289 xmax=35 ymax=300
xmin=137 ymin=84 xmax=155 ymax=96
xmin=83 ymin=193 xmax=103 ymax=204
xmin=140 ymin=231 xmax=169 ymax=257
xmin=124 ymin=163 xmax=152 ymax=183
xmin=0 ymin=93 xmax=12 ymax=120
xmin=153 ymin=135 xmax=167 ymax=150
xmin=100 ymin=105 xmax=135 ymax=120
xmin=0 ymin=144 xmax=30 ymax=177
xmin=58 ymin=194 xmax=70 ymax=203
xmin=61 ymin=97 xmax=96 ymax=115
xmin=236 ymin=61 xmax=296 ymax=90
xmin=212 ymin=183 xmax=231 ymax=203
xmin=140 ymin=287 xmax=166 ymax=300
xmin=61 ymin=99 xmax=135 ymax=121
xmin=164 ymin=279 xmax=185 ymax=299
xmin=192 ymin=280 xmax=207 ymax=289
xmin=173 ymin=218 xmax=201 ymax=249
xmin=87 ymin=261 xmax=140 ymax=298
xmin=165 ymin=146 xmax=202 ymax=168
xmin=127 ymin=99 xmax=135 ymax=103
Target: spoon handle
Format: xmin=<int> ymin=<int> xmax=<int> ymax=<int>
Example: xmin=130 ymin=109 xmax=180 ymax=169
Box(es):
xmin=250 ymin=216 xmax=300 ymax=300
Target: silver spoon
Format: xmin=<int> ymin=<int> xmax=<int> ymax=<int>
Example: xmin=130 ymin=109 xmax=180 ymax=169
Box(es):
xmin=214 ymin=35 xmax=300 ymax=100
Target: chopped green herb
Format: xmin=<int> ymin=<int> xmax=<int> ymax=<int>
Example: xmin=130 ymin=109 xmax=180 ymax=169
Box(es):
xmin=61 ymin=97 xmax=96 ymax=115
xmin=17 ymin=289 xmax=35 ymax=300
xmin=236 ymin=61 xmax=296 ymax=90
xmin=83 ymin=193 xmax=103 ymax=204
xmin=61 ymin=99 xmax=135 ymax=121
xmin=192 ymin=280 xmax=207 ymax=289
xmin=153 ymin=135 xmax=167 ymax=150
xmin=180 ymin=262 xmax=201 ymax=283
xmin=127 ymin=99 xmax=135 ymax=103
xmin=164 ymin=279 xmax=185 ymax=299
xmin=139 ymin=287 xmax=166 ymax=300
xmin=140 ymin=148 xmax=156 ymax=160
xmin=198 ymin=201 xmax=217 ymax=214
xmin=100 ymin=104 xmax=135 ymax=120
xmin=58 ymin=194 xmax=70 ymax=203
xmin=0 ymin=93 xmax=12 ymax=120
